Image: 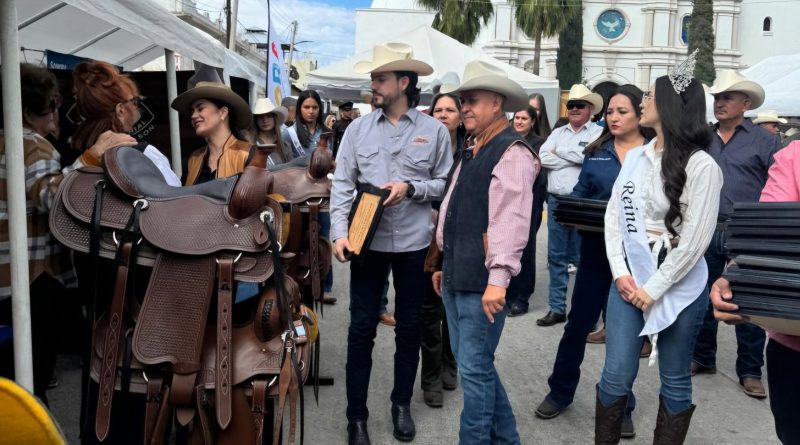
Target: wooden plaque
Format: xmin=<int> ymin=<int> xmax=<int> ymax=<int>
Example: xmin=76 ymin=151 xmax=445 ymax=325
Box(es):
xmin=347 ymin=186 xmax=389 ymax=259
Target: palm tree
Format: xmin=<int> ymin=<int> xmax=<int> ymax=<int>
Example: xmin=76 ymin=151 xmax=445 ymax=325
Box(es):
xmin=512 ymin=0 xmax=581 ymax=75
xmin=416 ymin=0 xmax=494 ymax=46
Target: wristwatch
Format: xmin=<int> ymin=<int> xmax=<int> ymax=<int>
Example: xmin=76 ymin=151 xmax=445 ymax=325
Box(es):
xmin=405 ymin=181 xmax=415 ymax=199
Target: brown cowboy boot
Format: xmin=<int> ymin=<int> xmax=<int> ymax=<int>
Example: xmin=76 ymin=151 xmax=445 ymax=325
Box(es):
xmin=595 ymin=389 xmax=628 ymax=445
xmin=653 ymin=396 xmax=696 ymax=445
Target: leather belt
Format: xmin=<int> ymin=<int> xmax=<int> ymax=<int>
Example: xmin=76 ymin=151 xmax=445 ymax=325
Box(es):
xmin=216 ymin=257 xmax=234 ymax=430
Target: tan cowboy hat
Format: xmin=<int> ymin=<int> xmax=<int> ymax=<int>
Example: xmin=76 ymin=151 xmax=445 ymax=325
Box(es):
xmin=354 ymin=42 xmax=433 ymax=75
xmin=251 ymin=98 xmax=288 ymax=127
xmin=171 ymin=81 xmax=252 ymax=129
xmin=705 ymin=70 xmax=765 ymax=109
xmin=752 ymin=110 xmax=787 ymax=125
xmin=567 ymin=84 xmax=604 ymax=113
xmin=441 ymin=61 xmax=528 ymax=112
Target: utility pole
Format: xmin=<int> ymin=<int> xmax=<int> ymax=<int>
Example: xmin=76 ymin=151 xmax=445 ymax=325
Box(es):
xmin=286 ymin=21 xmax=298 ymax=75
xmin=226 ymin=0 xmax=239 ymax=50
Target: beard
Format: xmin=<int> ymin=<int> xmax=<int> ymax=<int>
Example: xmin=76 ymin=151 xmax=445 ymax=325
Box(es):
xmin=374 ymin=90 xmax=401 ymax=110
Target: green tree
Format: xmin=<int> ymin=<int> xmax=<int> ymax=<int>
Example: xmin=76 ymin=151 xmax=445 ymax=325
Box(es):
xmin=555 ymin=6 xmax=583 ymax=88
xmin=416 ymin=0 xmax=494 ymax=46
xmin=512 ymin=0 xmax=580 ymax=75
xmin=688 ymin=0 xmax=716 ymax=83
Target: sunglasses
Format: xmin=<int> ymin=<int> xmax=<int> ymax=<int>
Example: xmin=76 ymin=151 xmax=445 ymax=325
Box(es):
xmin=566 ymin=101 xmax=588 ymax=110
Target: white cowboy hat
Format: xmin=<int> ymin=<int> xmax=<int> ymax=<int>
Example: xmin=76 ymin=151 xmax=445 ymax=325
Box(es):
xmin=354 ymin=42 xmax=433 ymax=75
xmin=171 ymin=81 xmax=252 ymax=129
xmin=441 ymin=61 xmax=528 ymax=112
xmin=251 ymin=98 xmax=288 ymax=127
xmin=566 ymin=84 xmax=604 ymax=113
xmin=752 ymin=110 xmax=787 ymax=125
xmin=785 ymin=127 xmax=800 ymax=138
xmin=705 ymin=70 xmax=765 ymax=109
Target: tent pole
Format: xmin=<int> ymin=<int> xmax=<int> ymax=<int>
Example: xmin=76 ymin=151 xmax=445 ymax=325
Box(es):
xmin=0 ymin=0 xmax=35 ymax=392
xmin=165 ymin=49 xmax=182 ymax=177
xmin=249 ymin=81 xmax=257 ymax=108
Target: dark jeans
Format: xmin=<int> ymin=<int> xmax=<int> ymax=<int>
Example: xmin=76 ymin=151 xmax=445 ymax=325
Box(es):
xmin=693 ymin=229 xmax=766 ymax=379
xmin=345 ymin=248 xmax=427 ymax=421
xmin=545 ymin=233 xmax=634 ymax=413
xmin=0 ymin=273 xmax=64 ymax=406
xmin=767 ymin=339 xmax=800 ymax=444
xmin=420 ymin=273 xmax=456 ymax=392
xmin=506 ymin=197 xmax=544 ymax=312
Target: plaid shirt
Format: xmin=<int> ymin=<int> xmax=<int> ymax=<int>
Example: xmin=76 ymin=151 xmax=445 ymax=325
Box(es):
xmin=0 ymin=128 xmax=76 ymax=299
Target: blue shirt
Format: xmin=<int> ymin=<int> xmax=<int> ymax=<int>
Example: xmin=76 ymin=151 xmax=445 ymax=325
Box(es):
xmin=710 ymin=119 xmax=781 ymax=216
xmin=571 ymin=138 xmax=621 ymax=200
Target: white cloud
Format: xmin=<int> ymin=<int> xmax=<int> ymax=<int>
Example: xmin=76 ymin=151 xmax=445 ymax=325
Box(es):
xmin=213 ymin=0 xmax=357 ymax=66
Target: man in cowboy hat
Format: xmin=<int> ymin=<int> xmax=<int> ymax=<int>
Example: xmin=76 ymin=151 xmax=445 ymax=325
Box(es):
xmin=752 ymin=110 xmax=787 ymax=136
xmin=432 ymin=60 xmax=540 ymax=444
xmin=330 ymin=42 xmax=452 ymax=445
xmin=537 ymin=84 xmax=603 ymax=327
xmin=692 ymin=69 xmax=782 ymax=399
xmin=332 ymin=101 xmax=355 ymax=156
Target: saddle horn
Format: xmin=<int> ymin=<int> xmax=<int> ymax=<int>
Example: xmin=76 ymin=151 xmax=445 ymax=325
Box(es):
xmin=229 ymin=145 xmax=275 ymax=220
xmin=308 ymin=132 xmax=334 ymax=180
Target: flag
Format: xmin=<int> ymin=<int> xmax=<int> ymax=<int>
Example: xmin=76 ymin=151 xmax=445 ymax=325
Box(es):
xmin=267 ymin=20 xmax=291 ymax=105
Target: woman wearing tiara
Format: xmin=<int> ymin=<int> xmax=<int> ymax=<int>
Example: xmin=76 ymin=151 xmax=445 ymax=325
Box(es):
xmin=594 ymin=53 xmax=723 ymax=444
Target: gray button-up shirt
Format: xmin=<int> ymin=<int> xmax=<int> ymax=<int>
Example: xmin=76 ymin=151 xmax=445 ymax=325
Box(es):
xmin=331 ymin=108 xmax=453 ymax=253
xmin=710 ymin=118 xmax=781 ymax=216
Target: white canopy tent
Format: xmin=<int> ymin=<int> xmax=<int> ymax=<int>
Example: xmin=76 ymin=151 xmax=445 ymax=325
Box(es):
xmin=10 ymin=0 xmax=266 ymax=83
xmin=742 ymin=53 xmax=800 ymax=117
xmin=306 ymin=25 xmax=561 ymax=124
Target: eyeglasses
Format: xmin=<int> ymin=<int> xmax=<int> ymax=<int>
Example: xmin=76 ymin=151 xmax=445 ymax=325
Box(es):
xmin=566 ymin=101 xmax=587 ymax=110
xmin=123 ymin=96 xmax=145 ymax=107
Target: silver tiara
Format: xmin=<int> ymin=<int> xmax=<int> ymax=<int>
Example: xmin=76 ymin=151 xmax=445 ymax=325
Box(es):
xmin=668 ymin=50 xmax=698 ymax=95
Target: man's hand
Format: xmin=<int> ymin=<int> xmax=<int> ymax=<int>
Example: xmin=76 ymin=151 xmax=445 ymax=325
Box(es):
xmin=381 ymin=181 xmax=409 ymax=207
xmin=432 ymin=271 xmax=443 ymax=297
xmin=630 ymin=288 xmax=653 ymax=312
xmin=615 ymin=275 xmax=637 ymax=302
xmin=482 ymin=285 xmax=506 ymax=323
xmin=87 ymin=130 xmax=138 ymax=159
xmin=711 ymin=277 xmax=747 ymax=325
xmin=334 ymin=238 xmax=353 ymax=263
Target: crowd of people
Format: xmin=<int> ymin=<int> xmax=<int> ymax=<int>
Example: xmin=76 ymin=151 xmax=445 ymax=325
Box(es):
xmin=0 ymin=40 xmax=798 ymax=445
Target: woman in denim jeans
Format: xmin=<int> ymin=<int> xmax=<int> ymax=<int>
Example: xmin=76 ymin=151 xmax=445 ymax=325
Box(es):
xmin=596 ymin=67 xmax=723 ymax=444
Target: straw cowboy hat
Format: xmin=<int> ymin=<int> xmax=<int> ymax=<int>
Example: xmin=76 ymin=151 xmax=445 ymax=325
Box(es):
xmin=430 ymin=71 xmax=461 ymax=95
xmin=705 ymin=70 xmax=765 ymax=109
xmin=785 ymin=127 xmax=800 ymax=138
xmin=251 ymin=98 xmax=288 ymax=127
xmin=171 ymin=81 xmax=252 ymax=129
xmin=567 ymin=84 xmax=604 ymax=113
xmin=441 ymin=61 xmax=528 ymax=112
xmin=752 ymin=110 xmax=787 ymax=125
xmin=354 ymin=42 xmax=433 ymax=75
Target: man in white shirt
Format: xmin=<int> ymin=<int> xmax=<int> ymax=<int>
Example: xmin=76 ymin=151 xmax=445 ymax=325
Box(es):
xmin=537 ymin=84 xmax=603 ymax=326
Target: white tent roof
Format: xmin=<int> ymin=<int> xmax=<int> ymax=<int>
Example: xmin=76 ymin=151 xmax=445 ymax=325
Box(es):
xmin=306 ymin=25 xmax=560 ymax=121
xmin=742 ymin=53 xmax=800 ymax=117
xmin=9 ymin=0 xmax=265 ymax=82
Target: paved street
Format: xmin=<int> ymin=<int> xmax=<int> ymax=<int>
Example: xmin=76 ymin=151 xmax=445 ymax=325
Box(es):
xmin=48 ymin=227 xmax=780 ymax=444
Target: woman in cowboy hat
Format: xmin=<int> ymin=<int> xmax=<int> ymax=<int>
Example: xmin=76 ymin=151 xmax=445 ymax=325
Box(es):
xmin=249 ymin=97 xmax=292 ymax=166
xmin=171 ymin=81 xmax=253 ymax=185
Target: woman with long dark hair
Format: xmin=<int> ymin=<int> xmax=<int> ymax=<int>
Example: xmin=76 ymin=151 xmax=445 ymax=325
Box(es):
xmin=420 ymin=92 xmax=463 ymax=407
xmin=529 ymin=92 xmax=552 ymax=138
xmin=535 ymin=86 xmax=653 ymax=437
xmin=249 ymin=97 xmax=292 ymax=166
xmin=595 ymin=66 xmax=723 ymax=443
xmin=283 ymin=89 xmax=331 ymax=157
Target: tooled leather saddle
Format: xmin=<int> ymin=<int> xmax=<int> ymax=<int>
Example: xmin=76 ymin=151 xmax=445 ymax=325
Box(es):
xmin=50 ymin=143 xmax=325 ymax=444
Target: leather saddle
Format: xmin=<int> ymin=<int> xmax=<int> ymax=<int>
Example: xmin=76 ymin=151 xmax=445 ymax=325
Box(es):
xmin=269 ymin=134 xmax=334 ymax=307
xmin=50 ymin=144 xmax=311 ymax=445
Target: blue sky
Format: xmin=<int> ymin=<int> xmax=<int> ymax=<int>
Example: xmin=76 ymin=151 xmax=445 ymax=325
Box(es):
xmin=206 ymin=0 xmax=376 ymax=66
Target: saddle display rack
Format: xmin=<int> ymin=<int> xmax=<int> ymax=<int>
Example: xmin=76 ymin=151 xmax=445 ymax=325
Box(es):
xmin=50 ymin=139 xmax=328 ymax=444
xmin=268 ymin=133 xmax=336 ymax=391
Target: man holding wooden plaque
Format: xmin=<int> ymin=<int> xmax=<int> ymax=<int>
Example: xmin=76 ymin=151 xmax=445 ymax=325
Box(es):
xmin=330 ymin=42 xmax=452 ymax=445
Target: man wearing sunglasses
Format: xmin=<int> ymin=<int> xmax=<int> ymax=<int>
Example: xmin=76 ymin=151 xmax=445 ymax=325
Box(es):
xmin=537 ymin=84 xmax=603 ymax=327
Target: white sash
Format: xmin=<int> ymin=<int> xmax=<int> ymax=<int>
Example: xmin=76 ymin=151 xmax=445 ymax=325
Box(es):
xmin=614 ymin=144 xmax=708 ymax=365
xmin=286 ymin=125 xmax=305 ymax=157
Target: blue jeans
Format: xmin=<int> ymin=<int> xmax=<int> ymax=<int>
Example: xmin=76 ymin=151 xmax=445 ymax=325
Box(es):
xmin=693 ymin=229 xmax=765 ymax=379
xmin=345 ymin=249 xmax=426 ymax=421
xmin=598 ymin=284 xmax=708 ymax=414
xmin=546 ymin=233 xmax=635 ymax=414
xmin=442 ymin=287 xmax=520 ymax=445
xmin=547 ymin=195 xmax=581 ymax=315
